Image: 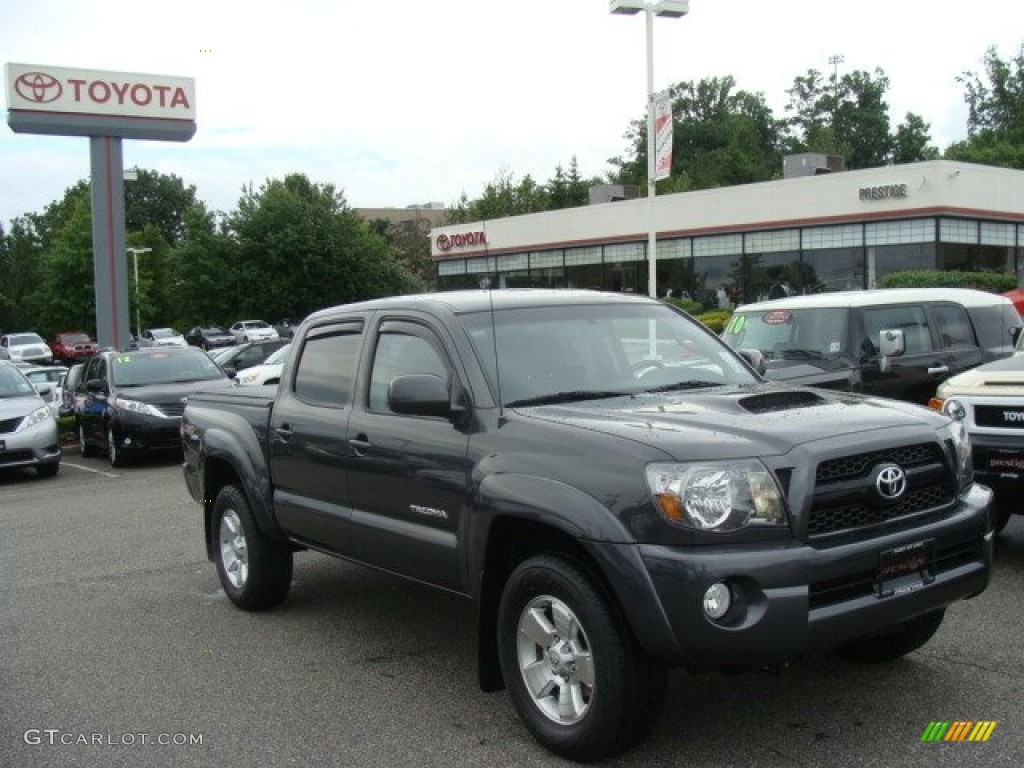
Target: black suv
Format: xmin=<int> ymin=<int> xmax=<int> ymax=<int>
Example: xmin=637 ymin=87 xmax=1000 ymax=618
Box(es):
xmin=722 ymin=288 xmax=1020 ymax=403
xmin=75 ymin=346 xmax=234 ymax=466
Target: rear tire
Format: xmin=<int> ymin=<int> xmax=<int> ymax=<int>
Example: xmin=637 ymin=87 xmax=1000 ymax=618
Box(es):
xmin=497 ymin=554 xmax=665 ymax=761
xmin=212 ymin=484 xmax=293 ymax=611
xmin=836 ymin=608 xmax=945 ymax=662
xmin=107 ymin=425 xmax=127 ymax=468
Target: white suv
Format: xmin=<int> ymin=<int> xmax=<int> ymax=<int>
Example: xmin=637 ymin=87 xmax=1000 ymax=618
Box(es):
xmin=229 ymin=320 xmax=279 ymax=344
xmin=930 ymin=338 xmax=1024 ymax=533
xmin=1 ymin=332 xmax=54 ymax=365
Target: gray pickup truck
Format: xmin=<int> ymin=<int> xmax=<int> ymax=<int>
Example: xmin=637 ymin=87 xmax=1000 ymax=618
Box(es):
xmin=182 ymin=289 xmax=993 ymax=761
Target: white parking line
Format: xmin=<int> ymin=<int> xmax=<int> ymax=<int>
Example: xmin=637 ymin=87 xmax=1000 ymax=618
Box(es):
xmin=61 ymin=462 xmax=120 ymax=478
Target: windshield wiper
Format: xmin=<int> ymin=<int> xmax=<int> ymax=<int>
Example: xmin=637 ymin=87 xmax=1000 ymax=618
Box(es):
xmin=774 ymin=348 xmax=825 ymax=360
xmin=641 ymin=380 xmax=723 ymax=394
xmin=506 ymin=390 xmax=630 ymax=407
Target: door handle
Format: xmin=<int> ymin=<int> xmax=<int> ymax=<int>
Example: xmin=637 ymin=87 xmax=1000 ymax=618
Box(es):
xmin=274 ymin=424 xmax=293 ymax=440
xmin=927 ymin=365 xmax=950 ymax=376
xmin=348 ymin=434 xmax=372 ymax=456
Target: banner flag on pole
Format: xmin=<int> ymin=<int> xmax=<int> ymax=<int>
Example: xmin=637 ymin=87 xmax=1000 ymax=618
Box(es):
xmin=654 ymin=89 xmax=673 ymax=181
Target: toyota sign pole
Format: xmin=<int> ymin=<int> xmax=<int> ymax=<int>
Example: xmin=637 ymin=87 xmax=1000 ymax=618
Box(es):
xmin=610 ymin=0 xmax=688 ymax=298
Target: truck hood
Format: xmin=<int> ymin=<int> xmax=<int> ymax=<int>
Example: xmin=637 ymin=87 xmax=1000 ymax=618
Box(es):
xmin=939 ymin=354 xmax=1024 ymax=396
xmin=514 ymin=383 xmax=945 ymax=461
xmin=761 ymin=356 xmax=858 ymax=390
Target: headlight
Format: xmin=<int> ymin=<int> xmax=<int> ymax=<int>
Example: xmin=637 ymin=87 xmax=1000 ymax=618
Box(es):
xmin=946 ymin=418 xmax=973 ymax=489
xmin=113 ymin=396 xmax=164 ymax=417
xmin=646 ymin=460 xmax=787 ymax=532
xmin=17 ymin=405 xmax=54 ymax=431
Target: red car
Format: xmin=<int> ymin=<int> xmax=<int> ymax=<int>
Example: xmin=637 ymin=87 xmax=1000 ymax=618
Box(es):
xmin=52 ymin=331 xmax=98 ymax=365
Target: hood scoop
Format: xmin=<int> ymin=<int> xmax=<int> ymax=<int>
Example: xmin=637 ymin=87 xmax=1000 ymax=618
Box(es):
xmin=739 ymin=390 xmax=825 ymax=414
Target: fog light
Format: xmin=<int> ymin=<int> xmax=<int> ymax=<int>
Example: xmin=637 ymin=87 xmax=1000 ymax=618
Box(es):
xmin=703 ymin=582 xmax=731 ymax=620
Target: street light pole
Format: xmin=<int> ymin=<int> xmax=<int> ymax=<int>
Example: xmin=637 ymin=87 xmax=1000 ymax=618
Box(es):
xmin=126 ymin=247 xmax=152 ymax=342
xmin=611 ymin=0 xmax=689 ymax=298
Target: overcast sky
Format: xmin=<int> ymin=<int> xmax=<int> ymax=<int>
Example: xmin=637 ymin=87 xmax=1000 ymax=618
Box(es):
xmin=1 ymin=0 xmax=1021 ymax=230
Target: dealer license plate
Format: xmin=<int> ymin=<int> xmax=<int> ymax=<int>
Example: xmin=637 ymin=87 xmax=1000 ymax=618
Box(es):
xmin=986 ymin=447 xmax=1024 ymax=476
xmin=876 ymin=539 xmax=935 ymax=597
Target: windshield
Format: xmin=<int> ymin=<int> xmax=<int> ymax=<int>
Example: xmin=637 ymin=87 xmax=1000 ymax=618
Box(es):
xmin=150 ymin=329 xmax=177 ymax=339
xmin=202 ymin=327 xmax=227 ymax=334
xmin=722 ymin=307 xmax=850 ymax=359
xmin=110 ymin=351 xmax=227 ymax=386
xmin=9 ymin=333 xmax=45 ymax=346
xmin=0 ymin=365 xmax=37 ymax=398
xmin=58 ymin=333 xmax=91 ymax=344
xmin=461 ymin=301 xmax=756 ymax=407
xmin=264 ymin=344 xmax=290 ymax=365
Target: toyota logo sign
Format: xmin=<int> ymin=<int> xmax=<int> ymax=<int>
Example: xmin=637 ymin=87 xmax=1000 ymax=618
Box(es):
xmin=14 ymin=71 xmax=63 ymax=103
xmin=874 ymin=464 xmax=907 ymax=501
xmin=436 ymin=231 xmax=487 ymax=251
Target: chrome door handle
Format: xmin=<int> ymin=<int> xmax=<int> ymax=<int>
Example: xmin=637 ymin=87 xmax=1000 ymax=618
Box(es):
xmin=927 ymin=365 xmax=950 ymax=376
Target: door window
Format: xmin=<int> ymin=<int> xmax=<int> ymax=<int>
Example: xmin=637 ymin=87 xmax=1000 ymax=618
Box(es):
xmin=931 ymin=304 xmax=976 ymax=349
xmin=292 ymin=329 xmax=363 ymax=406
xmin=863 ymin=306 xmax=934 ymax=354
xmin=368 ymin=332 xmax=449 ymax=413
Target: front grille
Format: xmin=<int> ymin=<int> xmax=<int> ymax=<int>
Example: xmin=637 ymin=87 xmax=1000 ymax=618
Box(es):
xmin=974 ymin=405 xmax=1024 ymax=429
xmin=0 ymin=416 xmax=24 ymax=434
xmin=809 ymin=442 xmax=956 ymax=540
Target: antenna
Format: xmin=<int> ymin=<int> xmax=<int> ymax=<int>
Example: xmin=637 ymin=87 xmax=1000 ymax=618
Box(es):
xmin=488 ymin=286 xmax=505 ymax=421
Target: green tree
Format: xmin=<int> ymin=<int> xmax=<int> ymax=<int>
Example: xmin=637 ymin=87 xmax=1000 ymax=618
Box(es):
xmin=609 ymin=76 xmax=786 ymax=192
xmin=891 ymin=113 xmax=940 ymax=164
xmin=447 ymin=169 xmax=551 ymax=223
xmin=228 ymin=173 xmax=421 ymax=318
xmin=169 ymin=206 xmax=240 ymax=327
xmin=0 ymin=217 xmax=47 ymax=333
xmin=547 ymin=157 xmax=597 ymax=209
xmin=946 ymin=44 xmax=1024 ymax=168
xmin=124 ymin=169 xmax=199 ymax=247
xmin=28 ymin=196 xmax=96 ymax=337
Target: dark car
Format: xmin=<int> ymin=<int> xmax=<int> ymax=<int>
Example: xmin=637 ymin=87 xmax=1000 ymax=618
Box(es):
xmin=52 ymin=331 xmax=98 ymax=366
xmin=75 ymin=346 xmax=234 ymax=466
xmin=185 ymin=325 xmax=236 ymax=351
xmin=209 ymin=339 xmax=288 ymax=374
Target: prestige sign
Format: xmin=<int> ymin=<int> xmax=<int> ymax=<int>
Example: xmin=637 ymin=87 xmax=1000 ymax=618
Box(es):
xmin=5 ymin=62 xmax=196 ymax=140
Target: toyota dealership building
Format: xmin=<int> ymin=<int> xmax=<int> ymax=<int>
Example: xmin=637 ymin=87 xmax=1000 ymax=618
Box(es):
xmin=429 ymin=160 xmax=1024 ymax=305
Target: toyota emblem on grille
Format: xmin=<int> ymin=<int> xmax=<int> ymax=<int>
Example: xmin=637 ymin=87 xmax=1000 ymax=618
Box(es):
xmin=874 ymin=464 xmax=907 ymax=501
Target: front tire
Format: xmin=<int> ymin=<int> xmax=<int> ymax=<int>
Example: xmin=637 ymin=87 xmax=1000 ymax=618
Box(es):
xmin=107 ymin=425 xmax=127 ymax=468
xmin=497 ymin=555 xmax=665 ymax=762
xmin=78 ymin=422 xmax=95 ymax=458
xmin=212 ymin=484 xmax=293 ymax=611
xmin=836 ymin=608 xmax=946 ymax=662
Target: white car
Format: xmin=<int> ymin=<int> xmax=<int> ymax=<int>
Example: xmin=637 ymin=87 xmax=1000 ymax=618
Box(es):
xmin=235 ymin=343 xmax=290 ymax=386
xmin=1 ymin=332 xmax=54 ymax=365
xmin=20 ymin=364 xmax=69 ymax=418
xmin=229 ymin=320 xmax=279 ymax=344
xmin=140 ymin=328 xmax=188 ymax=348
xmin=0 ymin=360 xmax=61 ymax=477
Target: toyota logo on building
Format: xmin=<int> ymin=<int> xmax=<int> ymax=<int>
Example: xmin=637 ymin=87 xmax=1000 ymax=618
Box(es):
xmin=873 ymin=464 xmax=907 ymax=501
xmin=14 ymin=71 xmax=63 ymax=103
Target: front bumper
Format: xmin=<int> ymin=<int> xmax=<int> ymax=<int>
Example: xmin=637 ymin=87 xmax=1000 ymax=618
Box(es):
xmin=609 ymin=483 xmax=992 ymax=670
xmin=112 ymin=412 xmax=184 ymax=455
xmin=0 ymin=418 xmax=62 ymax=470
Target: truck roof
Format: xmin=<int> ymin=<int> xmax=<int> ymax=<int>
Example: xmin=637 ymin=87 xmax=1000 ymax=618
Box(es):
xmin=735 ymin=287 xmax=1015 ymax=313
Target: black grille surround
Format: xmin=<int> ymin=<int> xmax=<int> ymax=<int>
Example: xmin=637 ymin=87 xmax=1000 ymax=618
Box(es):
xmin=807 ymin=442 xmax=957 ymax=539
xmin=1 ymin=416 xmax=25 ymax=434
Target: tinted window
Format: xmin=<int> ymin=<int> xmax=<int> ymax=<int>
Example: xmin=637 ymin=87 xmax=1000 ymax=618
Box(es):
xmin=293 ymin=329 xmax=363 ymax=406
xmin=368 ymin=332 xmax=448 ymax=412
xmin=110 ymin=351 xmax=225 ymax=386
xmin=863 ymin=306 xmax=933 ymax=354
xmin=932 ymin=304 xmax=975 ymax=349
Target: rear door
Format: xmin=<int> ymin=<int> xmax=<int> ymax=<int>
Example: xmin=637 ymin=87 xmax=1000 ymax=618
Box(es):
xmin=344 ymin=315 xmax=473 ymax=592
xmin=927 ymin=301 xmax=983 ymax=378
xmin=269 ymin=318 xmax=367 ymax=555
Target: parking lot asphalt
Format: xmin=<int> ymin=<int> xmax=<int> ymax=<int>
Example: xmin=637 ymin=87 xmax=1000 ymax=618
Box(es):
xmin=2 ymin=451 xmax=1023 ymax=768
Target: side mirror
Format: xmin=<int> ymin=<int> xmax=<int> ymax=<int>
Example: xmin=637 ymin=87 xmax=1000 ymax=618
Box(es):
xmin=737 ymin=348 xmax=767 ymax=377
xmin=388 ymin=373 xmax=452 ymax=418
xmin=222 ymin=366 xmax=237 ymax=379
xmin=879 ymin=329 xmax=905 ymax=358
xmin=1011 ymin=326 xmax=1021 ymax=343
xmin=85 ymin=378 xmax=106 ymax=394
